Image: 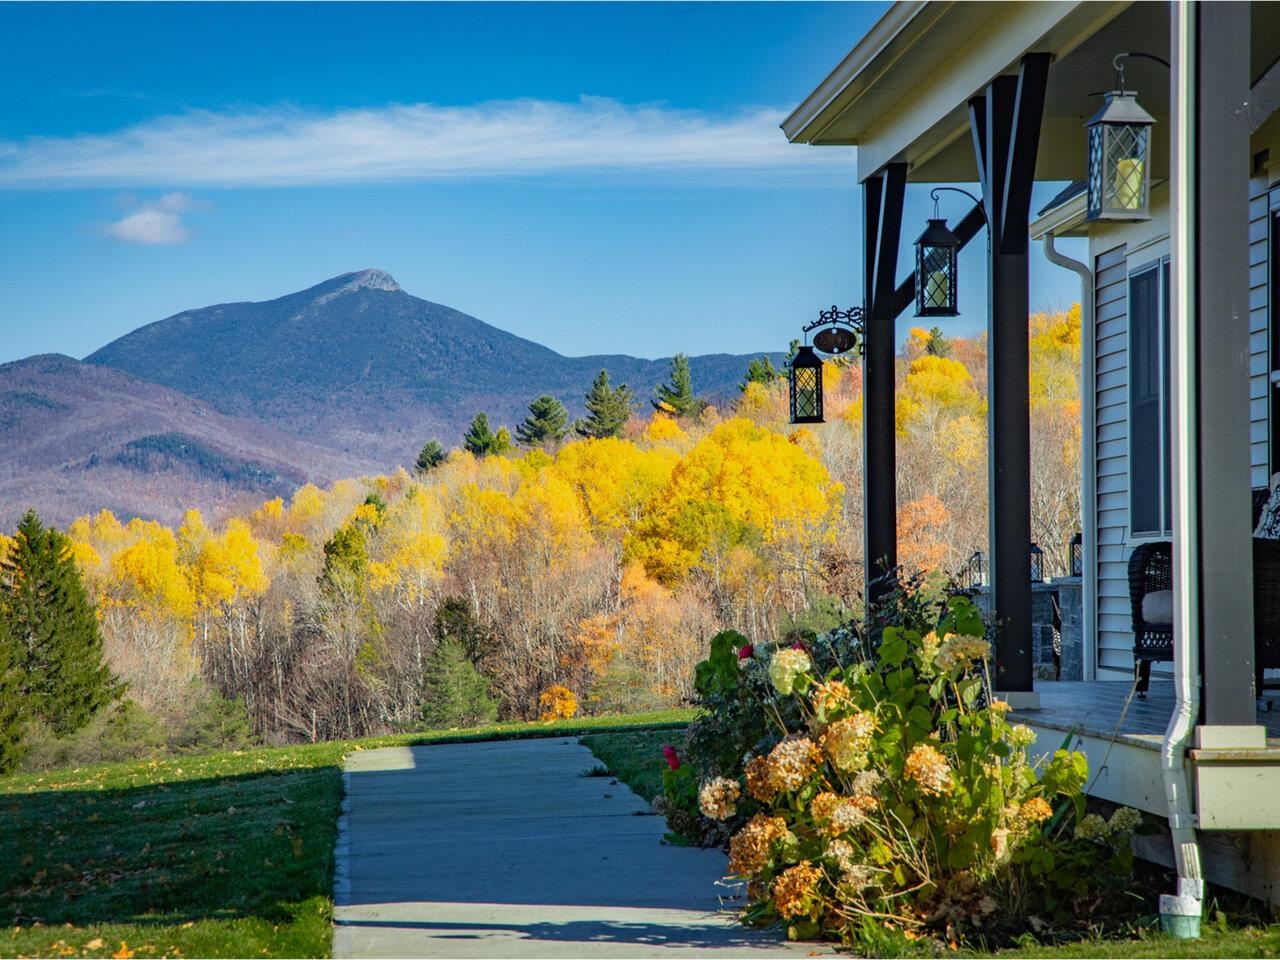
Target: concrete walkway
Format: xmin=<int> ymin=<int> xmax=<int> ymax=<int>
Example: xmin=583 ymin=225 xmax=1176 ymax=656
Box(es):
xmin=332 ymin=738 xmax=828 ymax=958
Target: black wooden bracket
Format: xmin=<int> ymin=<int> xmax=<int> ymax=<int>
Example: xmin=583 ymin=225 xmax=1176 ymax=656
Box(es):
xmin=1000 ymin=53 xmax=1051 ymax=255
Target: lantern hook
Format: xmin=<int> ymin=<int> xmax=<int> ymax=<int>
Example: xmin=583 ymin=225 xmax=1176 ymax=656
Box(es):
xmin=929 ymin=186 xmax=986 ymax=222
xmin=1106 ymin=51 xmax=1172 ymax=92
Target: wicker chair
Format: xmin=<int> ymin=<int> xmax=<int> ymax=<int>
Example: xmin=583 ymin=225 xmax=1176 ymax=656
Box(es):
xmin=1128 ymin=488 xmax=1280 ymax=695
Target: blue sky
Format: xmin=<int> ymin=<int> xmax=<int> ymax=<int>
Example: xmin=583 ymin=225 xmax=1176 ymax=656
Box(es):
xmin=0 ymin=2 xmax=1084 ymax=365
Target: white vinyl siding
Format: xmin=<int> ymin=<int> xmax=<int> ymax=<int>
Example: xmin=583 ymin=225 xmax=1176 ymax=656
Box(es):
xmin=1093 ymin=244 xmax=1134 ymax=676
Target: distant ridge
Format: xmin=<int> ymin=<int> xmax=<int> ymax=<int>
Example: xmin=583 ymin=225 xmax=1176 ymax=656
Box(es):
xmin=0 ymin=354 xmax=379 ymax=528
xmin=87 ymin=270 xmax=781 ymax=465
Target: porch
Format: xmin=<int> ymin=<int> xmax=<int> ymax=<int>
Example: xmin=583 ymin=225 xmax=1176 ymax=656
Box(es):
xmin=1013 ymin=681 xmax=1280 ymax=906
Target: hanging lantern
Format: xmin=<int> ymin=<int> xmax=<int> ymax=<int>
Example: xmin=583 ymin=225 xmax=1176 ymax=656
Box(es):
xmin=963 ymin=550 xmax=986 ymax=589
xmin=789 ymin=345 xmax=824 ymax=424
xmin=1029 ymin=542 xmax=1045 ymax=583
xmin=914 ymin=217 xmax=960 ymax=317
xmin=1085 ymin=85 xmax=1155 ymax=221
xmin=1069 ymin=532 xmax=1083 ymax=577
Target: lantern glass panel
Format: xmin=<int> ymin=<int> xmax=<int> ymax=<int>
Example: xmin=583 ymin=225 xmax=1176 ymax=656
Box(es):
xmin=1070 ymin=532 xmax=1083 ymax=577
xmin=1029 ymin=543 xmax=1044 ymax=583
xmin=793 ymin=367 xmax=820 ymax=420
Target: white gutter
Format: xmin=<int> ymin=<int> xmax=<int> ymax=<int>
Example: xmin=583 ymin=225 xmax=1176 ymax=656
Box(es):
xmin=1161 ymin=0 xmax=1203 ymax=938
xmin=1041 ymin=234 xmax=1096 ymax=682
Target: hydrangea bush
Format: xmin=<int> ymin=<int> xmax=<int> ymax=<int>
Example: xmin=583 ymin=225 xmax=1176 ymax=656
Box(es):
xmin=674 ymin=594 xmax=1140 ymax=947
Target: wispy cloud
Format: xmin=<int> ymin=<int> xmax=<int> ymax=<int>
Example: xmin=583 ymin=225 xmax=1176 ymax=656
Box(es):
xmin=103 ymin=192 xmax=193 ymax=245
xmin=0 ymin=98 xmax=847 ymax=189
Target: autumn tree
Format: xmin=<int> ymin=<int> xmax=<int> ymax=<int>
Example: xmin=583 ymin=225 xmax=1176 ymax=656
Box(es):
xmin=463 ymin=412 xmax=512 ymax=457
xmin=1 ymin=510 xmax=119 ymax=735
xmin=575 ymin=369 xmax=636 ymax=439
xmin=516 ymin=395 xmax=570 ymax=447
xmin=415 ymin=440 xmax=446 ymax=473
xmin=652 ymin=353 xmax=703 ymax=418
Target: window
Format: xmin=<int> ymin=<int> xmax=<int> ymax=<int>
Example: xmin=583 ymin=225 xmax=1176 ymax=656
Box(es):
xmin=1271 ymin=210 xmax=1280 ymax=476
xmin=1129 ymin=258 xmax=1171 ymax=536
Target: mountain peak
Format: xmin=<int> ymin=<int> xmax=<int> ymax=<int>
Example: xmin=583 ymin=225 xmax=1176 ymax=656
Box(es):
xmin=313 ymin=269 xmax=401 ymax=306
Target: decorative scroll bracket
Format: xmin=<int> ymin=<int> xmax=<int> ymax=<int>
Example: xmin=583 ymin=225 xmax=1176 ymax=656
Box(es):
xmin=803 ymin=304 xmax=865 ymax=356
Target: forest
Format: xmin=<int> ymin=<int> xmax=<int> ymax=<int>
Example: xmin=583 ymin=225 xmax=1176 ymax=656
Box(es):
xmin=0 ymin=310 xmax=1081 ymax=766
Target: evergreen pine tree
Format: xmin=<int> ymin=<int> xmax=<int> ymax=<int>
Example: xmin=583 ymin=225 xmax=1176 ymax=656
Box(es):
xmin=924 ymin=326 xmax=952 ymax=358
xmin=516 ymin=395 xmax=570 ymax=446
xmin=652 ymin=353 xmax=703 ymax=417
xmin=420 ymin=637 xmax=498 ymax=729
xmin=1 ymin=510 xmax=119 ymax=736
xmin=0 ymin=614 xmax=28 ymax=774
xmin=739 ymin=356 xmax=782 ymax=392
xmin=574 ymin=369 xmax=636 ymax=439
xmin=463 ymin=412 xmax=511 ymax=457
xmin=415 ymin=440 xmax=446 ymax=473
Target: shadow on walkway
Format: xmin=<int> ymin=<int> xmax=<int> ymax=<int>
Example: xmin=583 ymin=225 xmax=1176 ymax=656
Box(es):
xmin=333 ymin=738 xmax=826 ymax=958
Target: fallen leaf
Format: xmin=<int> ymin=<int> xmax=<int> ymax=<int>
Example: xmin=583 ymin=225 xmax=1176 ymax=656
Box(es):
xmin=86 ymin=937 xmax=105 ymax=949
xmin=112 ymin=941 xmax=134 ymax=959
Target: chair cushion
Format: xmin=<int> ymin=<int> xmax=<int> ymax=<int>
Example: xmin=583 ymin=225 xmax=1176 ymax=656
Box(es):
xmin=1256 ymin=473 xmax=1280 ymax=540
xmin=1142 ymin=589 xmax=1174 ymax=625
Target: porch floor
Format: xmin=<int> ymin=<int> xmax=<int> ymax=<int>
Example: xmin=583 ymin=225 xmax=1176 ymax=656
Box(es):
xmin=1008 ymin=681 xmax=1280 ymax=745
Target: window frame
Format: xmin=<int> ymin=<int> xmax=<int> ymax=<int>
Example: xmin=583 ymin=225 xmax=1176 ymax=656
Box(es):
xmin=1127 ymin=255 xmax=1173 ymax=539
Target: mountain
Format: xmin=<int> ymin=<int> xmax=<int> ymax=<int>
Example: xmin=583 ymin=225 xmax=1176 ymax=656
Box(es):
xmin=87 ymin=270 xmax=780 ymax=464
xmin=0 ymin=354 xmax=379 ymax=529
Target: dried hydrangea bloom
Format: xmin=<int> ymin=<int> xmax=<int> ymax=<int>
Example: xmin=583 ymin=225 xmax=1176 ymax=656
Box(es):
xmin=918 ymin=630 xmax=941 ymax=666
xmin=825 ymin=837 xmax=858 ymax=872
xmin=904 ymin=742 xmax=952 ymax=796
xmin=810 ymin=790 xmax=842 ymax=824
xmin=1108 ymin=806 xmax=1142 ymax=833
xmin=1009 ymin=724 xmax=1036 ymax=748
xmin=812 ymin=678 xmax=852 ymax=713
xmin=772 ymin=861 xmax=824 ymax=919
xmin=828 ymin=797 xmax=873 ymax=835
xmin=745 ymin=755 xmax=778 ymax=803
xmin=1019 ymin=796 xmax=1053 ymax=825
xmin=851 ymin=769 xmax=882 ymax=797
xmin=989 ymin=826 xmax=1011 ymax=860
xmin=766 ymin=735 xmax=823 ymax=792
xmin=1073 ymin=812 xmax=1109 ymax=841
xmin=698 ymin=776 xmax=741 ymax=820
xmin=838 ymin=863 xmax=877 ymax=895
xmin=769 ymin=647 xmax=813 ymax=695
xmin=819 ymin=712 xmax=875 ymax=773
xmin=988 ymin=698 xmax=1012 ymax=715
xmin=936 ymin=636 xmax=991 ymax=673
xmin=728 ymin=814 xmax=788 ymax=876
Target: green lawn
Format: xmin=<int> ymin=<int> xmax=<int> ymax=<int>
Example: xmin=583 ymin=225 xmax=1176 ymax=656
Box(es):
xmin=0 ymin=709 xmax=693 ymax=960
xmin=578 ymin=727 xmax=684 ymax=803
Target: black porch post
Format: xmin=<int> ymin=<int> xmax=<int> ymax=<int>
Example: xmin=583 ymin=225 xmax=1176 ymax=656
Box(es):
xmin=1192 ymin=2 xmax=1256 ymax=726
xmin=969 ymin=54 xmax=1049 ymax=699
xmin=862 ymin=163 xmax=907 ymax=604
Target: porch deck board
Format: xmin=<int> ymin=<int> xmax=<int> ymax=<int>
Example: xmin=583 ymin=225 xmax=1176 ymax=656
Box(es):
xmin=1009 ymin=681 xmax=1280 ymax=745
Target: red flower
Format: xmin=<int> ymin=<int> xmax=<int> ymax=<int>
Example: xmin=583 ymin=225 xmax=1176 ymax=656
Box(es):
xmin=791 ymin=640 xmax=808 ymax=652
xmin=662 ymin=744 xmax=681 ymax=770
xmin=737 ymin=643 xmax=755 ymax=660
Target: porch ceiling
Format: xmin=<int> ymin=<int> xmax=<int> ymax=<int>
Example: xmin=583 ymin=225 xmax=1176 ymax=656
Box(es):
xmin=786 ymin=1 xmax=1280 ymax=185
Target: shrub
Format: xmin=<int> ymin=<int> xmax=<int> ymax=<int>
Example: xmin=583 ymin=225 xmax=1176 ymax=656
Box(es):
xmin=671 ymin=591 xmax=1139 ymax=948
xmin=538 ymin=684 xmax=578 ymax=721
xmin=169 ymin=682 xmax=256 ymax=754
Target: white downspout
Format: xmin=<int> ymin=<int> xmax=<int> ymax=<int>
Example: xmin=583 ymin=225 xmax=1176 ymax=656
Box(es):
xmin=1161 ymin=0 xmax=1204 ymax=937
xmin=1041 ymin=234 xmax=1096 ymax=682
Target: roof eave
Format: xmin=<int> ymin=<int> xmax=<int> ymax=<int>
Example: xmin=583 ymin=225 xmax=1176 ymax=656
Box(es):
xmin=781 ymin=0 xmax=934 ymax=144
